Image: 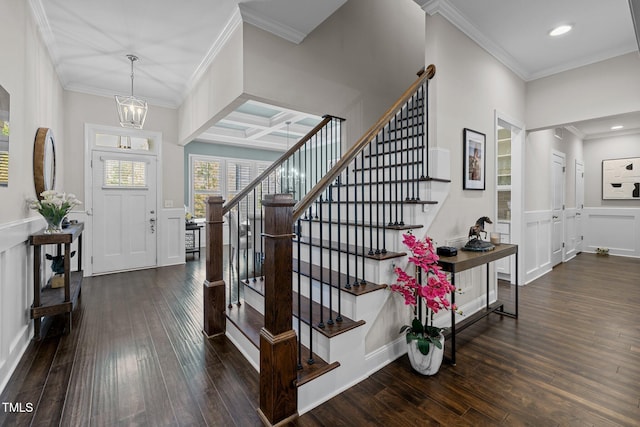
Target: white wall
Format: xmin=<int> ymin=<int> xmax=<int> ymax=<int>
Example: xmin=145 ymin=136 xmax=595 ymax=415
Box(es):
xmin=524 ymin=128 xmax=584 ymax=280
xmin=424 ymin=14 xmax=526 ymax=243
xmin=180 ymin=0 xmax=426 ymax=150
xmin=420 ymin=13 xmax=525 ymax=311
xmin=242 ymin=0 xmax=425 ymax=148
xmin=526 ymin=53 xmax=640 ymax=131
xmin=584 ymin=133 xmax=640 ymax=208
xmin=0 ymin=0 xmax=65 ymax=394
xmin=525 ymin=128 xmax=584 ymax=211
xmin=581 ymin=132 xmax=640 ymax=257
xmin=178 ymin=18 xmax=245 ymax=145
xmin=64 ymin=91 xmax=182 ymax=207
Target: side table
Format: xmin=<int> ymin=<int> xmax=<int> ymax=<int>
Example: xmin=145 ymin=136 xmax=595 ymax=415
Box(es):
xmin=186 ymin=222 xmax=203 ymax=258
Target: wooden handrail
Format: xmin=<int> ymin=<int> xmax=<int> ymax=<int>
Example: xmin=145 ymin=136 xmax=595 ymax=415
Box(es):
xmin=292 ymin=64 xmax=436 ymax=219
xmin=222 ymin=114 xmax=342 ymax=215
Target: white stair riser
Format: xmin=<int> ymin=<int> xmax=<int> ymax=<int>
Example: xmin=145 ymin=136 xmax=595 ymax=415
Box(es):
xmin=294 ymin=275 xmax=359 ymax=320
xmin=331 ymin=167 xmax=426 ymax=187
xmin=303 ymin=202 xmax=422 ymax=226
xmin=294 ymin=245 xmax=398 ymax=284
xmin=301 ymin=221 xmax=420 ymax=252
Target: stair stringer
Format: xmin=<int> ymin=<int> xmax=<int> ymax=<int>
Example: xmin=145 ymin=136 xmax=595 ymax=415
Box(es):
xmin=298 ymin=148 xmax=452 ymax=414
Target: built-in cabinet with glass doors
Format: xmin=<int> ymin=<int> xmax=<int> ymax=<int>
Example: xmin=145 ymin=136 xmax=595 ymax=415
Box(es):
xmin=496 ymin=127 xmax=511 ymax=279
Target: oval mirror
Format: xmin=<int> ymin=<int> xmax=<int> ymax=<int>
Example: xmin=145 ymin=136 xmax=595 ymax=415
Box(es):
xmin=33 ymin=127 xmax=56 ymax=199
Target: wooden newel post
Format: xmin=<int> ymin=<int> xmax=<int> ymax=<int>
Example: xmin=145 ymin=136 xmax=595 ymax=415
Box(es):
xmin=258 ymin=194 xmax=298 ymax=426
xmin=203 ymin=196 xmax=226 ymax=337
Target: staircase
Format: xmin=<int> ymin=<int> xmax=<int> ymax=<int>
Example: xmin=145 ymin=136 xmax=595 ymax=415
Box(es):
xmin=202 ymin=65 xmax=451 ymax=424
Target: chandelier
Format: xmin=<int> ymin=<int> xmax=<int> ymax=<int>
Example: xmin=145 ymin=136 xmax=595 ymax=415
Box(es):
xmin=115 ymin=54 xmax=148 ymax=129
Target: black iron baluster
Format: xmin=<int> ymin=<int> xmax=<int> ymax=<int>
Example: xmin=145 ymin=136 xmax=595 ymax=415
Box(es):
xmin=423 ymin=81 xmax=429 ymax=180
xmin=345 ymin=156 xmax=351 ymax=291
xmin=227 ymin=221 xmax=233 ymax=309
xmin=336 ymin=119 xmax=343 ymax=322
xmin=352 ymin=155 xmax=360 ymax=289
xmin=399 ymin=107 xmax=405 ymax=226
xmin=314 ymin=133 xmax=319 ymax=218
xmin=375 ymin=134 xmax=381 ymax=255
xmin=308 ymin=200 xmax=315 ymax=365
xmin=360 ymin=151 xmax=366 ymax=285
xmin=393 ymin=112 xmax=399 ymax=226
xmin=409 ymin=94 xmax=416 ymax=201
xmin=318 ymin=143 xmax=325 ymax=329
xmin=296 ymin=218 xmax=303 ymax=370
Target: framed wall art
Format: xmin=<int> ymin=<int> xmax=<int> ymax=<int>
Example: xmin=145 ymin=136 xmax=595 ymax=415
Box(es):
xmin=463 ymin=128 xmax=485 ymax=190
xmin=602 ymin=157 xmax=640 ymax=199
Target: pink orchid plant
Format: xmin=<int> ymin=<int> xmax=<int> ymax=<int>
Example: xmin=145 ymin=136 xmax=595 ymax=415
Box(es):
xmin=391 ymin=233 xmax=456 ymax=355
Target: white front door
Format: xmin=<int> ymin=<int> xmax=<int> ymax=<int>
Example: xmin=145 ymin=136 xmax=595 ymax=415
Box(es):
xmin=575 ymin=160 xmax=584 ymax=254
xmin=92 ymin=150 xmax=157 ymax=274
xmin=551 ymin=151 xmax=565 ymax=267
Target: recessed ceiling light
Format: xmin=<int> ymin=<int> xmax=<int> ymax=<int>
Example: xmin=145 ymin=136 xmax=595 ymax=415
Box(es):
xmin=549 ymin=25 xmax=573 ymax=37
xmin=611 ymin=125 xmax=624 ymax=130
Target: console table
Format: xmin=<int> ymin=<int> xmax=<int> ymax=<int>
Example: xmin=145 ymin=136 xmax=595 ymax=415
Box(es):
xmin=437 ymin=243 xmax=518 ymax=365
xmin=186 ymin=222 xmax=203 ymax=258
xmin=29 ymin=223 xmax=83 ymax=340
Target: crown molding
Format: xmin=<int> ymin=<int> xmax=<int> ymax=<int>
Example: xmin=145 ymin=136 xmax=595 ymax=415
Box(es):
xmin=583 ymin=127 xmax=640 ymax=141
xmin=28 ymin=0 xmax=67 ymax=86
xmin=564 ymin=125 xmax=585 ymax=140
xmin=181 ymin=7 xmax=243 ymax=105
xmin=526 ymin=46 xmax=638 ymax=81
xmin=239 ymin=4 xmax=306 ymax=44
xmin=418 ymin=0 xmax=529 ymax=80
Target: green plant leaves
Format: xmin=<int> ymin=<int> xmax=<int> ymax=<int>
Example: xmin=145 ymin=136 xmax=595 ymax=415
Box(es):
xmin=417 ymin=339 xmax=431 ymax=355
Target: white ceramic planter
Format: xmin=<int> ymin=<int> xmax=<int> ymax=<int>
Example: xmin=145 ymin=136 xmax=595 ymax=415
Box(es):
xmin=406 ymin=334 xmax=444 ymax=375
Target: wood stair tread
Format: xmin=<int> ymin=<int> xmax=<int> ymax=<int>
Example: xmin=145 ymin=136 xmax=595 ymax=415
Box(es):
xmin=299 ymin=217 xmax=424 ymax=231
xmin=231 ymin=282 xmax=367 ymax=338
xmin=225 ymin=303 xmax=341 ymax=387
xmin=293 ymin=260 xmax=387 ymax=296
xmin=293 ymin=292 xmax=366 ymax=338
xmin=296 ymin=236 xmax=406 ymax=260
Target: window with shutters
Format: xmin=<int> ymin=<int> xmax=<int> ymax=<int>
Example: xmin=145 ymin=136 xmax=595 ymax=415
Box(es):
xmin=189 ymin=155 xmax=272 ymax=218
xmin=103 ymin=159 xmax=147 ymax=188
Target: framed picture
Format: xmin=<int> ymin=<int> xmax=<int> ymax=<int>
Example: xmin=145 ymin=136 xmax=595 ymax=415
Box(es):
xmin=602 ymin=157 xmax=640 ymax=199
xmin=463 ymin=128 xmax=485 ymax=190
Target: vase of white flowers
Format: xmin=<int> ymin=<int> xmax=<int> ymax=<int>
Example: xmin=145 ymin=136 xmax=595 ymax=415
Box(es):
xmin=28 ymin=190 xmax=82 ymax=233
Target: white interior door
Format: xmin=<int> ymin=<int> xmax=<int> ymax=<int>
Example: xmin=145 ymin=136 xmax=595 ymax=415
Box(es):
xmin=575 ymin=160 xmax=584 ymax=253
xmin=551 ymin=151 xmax=565 ymax=267
xmin=92 ymin=151 xmax=157 ymax=274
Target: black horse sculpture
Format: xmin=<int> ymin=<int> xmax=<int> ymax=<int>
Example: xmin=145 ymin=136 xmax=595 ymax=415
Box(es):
xmin=46 ymin=251 xmax=76 ymax=275
xmin=468 ymin=216 xmax=492 ymax=241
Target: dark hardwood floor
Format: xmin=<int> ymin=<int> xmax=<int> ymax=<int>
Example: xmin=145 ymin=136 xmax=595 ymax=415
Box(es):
xmin=1 ymin=252 xmax=639 ymax=426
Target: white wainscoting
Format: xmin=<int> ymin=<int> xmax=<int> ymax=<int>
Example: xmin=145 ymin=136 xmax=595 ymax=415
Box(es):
xmin=583 ymin=208 xmax=640 ymax=258
xmin=564 ymin=208 xmax=578 ymax=261
xmin=524 ymin=210 xmax=552 ymax=284
xmin=0 ymin=218 xmax=44 ymax=394
xmin=159 ymin=208 xmax=186 ymax=267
